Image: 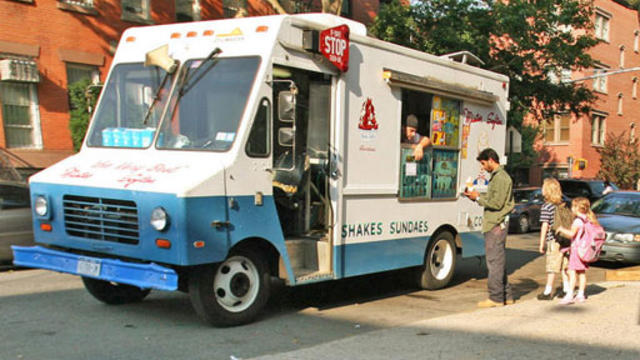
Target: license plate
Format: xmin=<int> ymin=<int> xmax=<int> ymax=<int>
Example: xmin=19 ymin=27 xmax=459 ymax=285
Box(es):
xmin=77 ymin=257 xmax=101 ymax=277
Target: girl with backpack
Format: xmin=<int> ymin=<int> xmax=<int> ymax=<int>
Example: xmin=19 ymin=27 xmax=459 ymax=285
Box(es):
xmin=556 ymin=197 xmax=599 ymax=305
xmin=536 ymin=178 xmax=570 ymax=300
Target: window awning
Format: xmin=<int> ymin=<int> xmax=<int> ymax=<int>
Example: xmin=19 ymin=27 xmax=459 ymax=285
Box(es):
xmin=382 ymin=68 xmax=499 ymax=105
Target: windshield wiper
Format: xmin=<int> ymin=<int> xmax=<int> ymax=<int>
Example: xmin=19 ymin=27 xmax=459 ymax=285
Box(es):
xmin=143 ymin=70 xmax=172 ymax=125
xmin=178 ymin=47 xmax=222 ymax=97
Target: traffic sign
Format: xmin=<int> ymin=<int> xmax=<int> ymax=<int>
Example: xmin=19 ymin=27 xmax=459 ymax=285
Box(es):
xmin=320 ymin=25 xmax=350 ymax=72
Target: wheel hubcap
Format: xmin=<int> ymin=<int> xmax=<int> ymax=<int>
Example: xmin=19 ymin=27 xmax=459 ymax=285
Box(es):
xmin=520 ymin=217 xmax=528 ymax=231
xmin=429 ymin=239 xmax=454 ymax=281
xmin=213 ymin=256 xmax=260 ymax=312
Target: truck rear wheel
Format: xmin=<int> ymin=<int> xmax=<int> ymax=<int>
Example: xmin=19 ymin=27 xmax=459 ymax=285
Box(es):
xmin=81 ymin=277 xmax=151 ymax=305
xmin=415 ymin=231 xmax=456 ymax=290
xmin=189 ymin=249 xmax=271 ymax=327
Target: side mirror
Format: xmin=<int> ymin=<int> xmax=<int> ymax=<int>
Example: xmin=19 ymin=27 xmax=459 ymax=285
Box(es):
xmin=278 ymin=91 xmax=295 ymax=122
xmin=278 ymin=127 xmax=295 ymax=147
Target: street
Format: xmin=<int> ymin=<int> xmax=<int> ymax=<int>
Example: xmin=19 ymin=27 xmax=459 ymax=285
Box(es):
xmin=0 ymin=232 xmax=615 ymax=360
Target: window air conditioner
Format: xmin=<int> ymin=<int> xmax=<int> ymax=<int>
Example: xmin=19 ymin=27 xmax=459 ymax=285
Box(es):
xmin=0 ymin=59 xmax=40 ymax=83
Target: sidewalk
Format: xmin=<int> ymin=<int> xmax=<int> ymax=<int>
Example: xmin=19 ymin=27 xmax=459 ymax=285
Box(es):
xmin=252 ymin=281 xmax=640 ymax=360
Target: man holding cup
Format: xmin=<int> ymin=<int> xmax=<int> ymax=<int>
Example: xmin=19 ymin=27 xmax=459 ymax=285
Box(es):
xmin=463 ymin=148 xmax=515 ymax=307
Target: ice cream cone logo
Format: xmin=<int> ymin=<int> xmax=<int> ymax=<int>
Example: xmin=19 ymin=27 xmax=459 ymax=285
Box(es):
xmin=358 ymin=98 xmax=379 ymax=130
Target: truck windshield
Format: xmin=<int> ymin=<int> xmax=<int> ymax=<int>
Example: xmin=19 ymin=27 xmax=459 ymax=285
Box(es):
xmin=87 ymin=63 xmax=173 ymax=148
xmin=156 ymin=56 xmax=260 ymax=151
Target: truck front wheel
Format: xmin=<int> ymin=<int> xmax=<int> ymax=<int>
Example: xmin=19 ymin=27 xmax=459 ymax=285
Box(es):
xmin=81 ymin=277 xmax=151 ymax=305
xmin=414 ymin=231 xmax=457 ymax=290
xmin=189 ymin=249 xmax=271 ymax=327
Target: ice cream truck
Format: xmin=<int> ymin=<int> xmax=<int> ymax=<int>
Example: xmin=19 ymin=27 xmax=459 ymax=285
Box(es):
xmin=13 ymin=13 xmax=510 ymax=326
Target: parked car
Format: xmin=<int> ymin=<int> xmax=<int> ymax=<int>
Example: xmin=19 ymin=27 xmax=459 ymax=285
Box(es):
xmin=508 ymin=187 xmax=544 ymax=233
xmin=509 ymin=187 xmax=571 ymax=233
xmin=558 ymin=178 xmax=618 ymax=203
xmin=0 ymin=181 xmax=34 ymax=264
xmin=592 ymin=191 xmax=640 ymax=265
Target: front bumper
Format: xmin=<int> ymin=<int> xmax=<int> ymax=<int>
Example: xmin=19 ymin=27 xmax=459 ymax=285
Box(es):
xmin=599 ymin=243 xmax=640 ymax=264
xmin=12 ymin=245 xmax=178 ymax=291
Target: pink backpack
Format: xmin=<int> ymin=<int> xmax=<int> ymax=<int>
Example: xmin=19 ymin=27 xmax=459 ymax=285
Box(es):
xmin=574 ymin=218 xmax=606 ymax=263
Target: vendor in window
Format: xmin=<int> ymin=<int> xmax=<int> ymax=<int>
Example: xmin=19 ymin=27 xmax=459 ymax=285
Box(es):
xmin=403 ymin=114 xmax=432 ymax=161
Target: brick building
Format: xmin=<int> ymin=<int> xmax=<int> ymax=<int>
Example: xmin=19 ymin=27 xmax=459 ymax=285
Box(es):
xmin=529 ymin=0 xmax=640 ymax=186
xmin=0 ymin=0 xmax=381 ymax=170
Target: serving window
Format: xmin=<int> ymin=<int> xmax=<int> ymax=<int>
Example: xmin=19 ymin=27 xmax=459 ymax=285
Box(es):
xmin=399 ymin=91 xmax=461 ymax=201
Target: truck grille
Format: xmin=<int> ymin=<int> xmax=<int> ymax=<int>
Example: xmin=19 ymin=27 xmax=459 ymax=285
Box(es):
xmin=63 ymin=195 xmax=139 ymax=245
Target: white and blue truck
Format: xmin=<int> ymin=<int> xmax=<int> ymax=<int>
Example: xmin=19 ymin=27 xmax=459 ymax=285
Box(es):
xmin=13 ymin=13 xmax=510 ymax=326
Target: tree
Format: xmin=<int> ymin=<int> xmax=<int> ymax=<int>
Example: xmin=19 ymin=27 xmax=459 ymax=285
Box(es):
xmin=370 ymin=0 xmax=600 ymax=169
xmin=597 ymin=132 xmax=640 ymax=190
xmin=68 ymin=79 xmax=101 ymax=152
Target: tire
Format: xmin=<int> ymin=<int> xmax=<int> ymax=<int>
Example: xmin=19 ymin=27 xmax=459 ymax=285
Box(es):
xmin=189 ymin=249 xmax=271 ymax=327
xmin=518 ymin=214 xmax=530 ymax=233
xmin=415 ymin=231 xmax=457 ymax=290
xmin=81 ymin=277 xmax=151 ymax=305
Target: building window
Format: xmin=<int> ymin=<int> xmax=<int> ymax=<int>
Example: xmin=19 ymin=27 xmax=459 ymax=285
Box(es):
xmin=0 ymin=82 xmax=42 ymax=149
xmin=222 ymin=0 xmax=246 ymax=18
xmin=620 ymin=45 xmax=625 ymax=68
xmin=633 ymin=77 xmax=638 ymax=99
xmin=544 ymin=113 xmax=570 ymax=144
xmin=66 ymin=63 xmax=100 ymax=86
xmin=176 ymin=0 xmax=200 ymax=22
xmin=635 ymin=30 xmax=640 ymax=53
xmin=121 ymin=0 xmax=152 ymax=23
xmin=341 ymin=0 xmax=351 ymax=18
xmin=547 ymin=68 xmax=572 ymax=84
xmin=592 ymin=114 xmax=606 ymax=146
xmin=595 ymin=11 xmax=610 ymax=42
xmin=593 ymin=66 xmax=608 ymax=93
xmin=617 ymin=93 xmax=623 ymax=115
xmin=59 ymin=0 xmax=94 ymax=8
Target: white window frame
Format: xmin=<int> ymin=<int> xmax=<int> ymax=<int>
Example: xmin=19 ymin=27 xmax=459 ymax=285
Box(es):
xmin=593 ymin=64 xmax=608 ymax=94
xmin=635 ymin=30 xmax=640 ymax=53
xmin=176 ymin=0 xmax=201 ymax=21
xmin=547 ymin=68 xmax=572 ymax=84
xmin=543 ymin=113 xmax=571 ymax=145
xmin=121 ymin=0 xmax=152 ymax=23
xmin=617 ymin=93 xmax=623 ymax=115
xmin=633 ymin=77 xmax=638 ymax=99
xmin=59 ymin=0 xmax=94 ymax=8
xmin=591 ymin=113 xmax=606 ymax=146
xmin=619 ymin=45 xmax=625 ymax=68
xmin=0 ymin=81 xmax=43 ymax=149
xmin=222 ymin=0 xmax=247 ymax=18
xmin=595 ymin=9 xmax=611 ymax=42
xmin=66 ymin=63 xmax=100 ymax=86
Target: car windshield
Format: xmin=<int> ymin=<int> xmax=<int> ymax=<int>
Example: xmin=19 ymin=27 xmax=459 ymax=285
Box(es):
xmin=514 ymin=190 xmax=535 ymax=203
xmin=87 ymin=63 xmax=173 ymax=148
xmin=592 ymin=194 xmax=640 ymax=218
xmin=589 ymin=181 xmax=618 ymax=196
xmin=156 ymin=56 xmax=260 ymax=151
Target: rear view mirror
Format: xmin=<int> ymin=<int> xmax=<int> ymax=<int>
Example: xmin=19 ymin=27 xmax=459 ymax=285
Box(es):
xmin=144 ymin=44 xmax=177 ymax=74
xmin=278 ymin=91 xmax=295 ymax=122
xmin=278 ymin=127 xmax=294 ymax=147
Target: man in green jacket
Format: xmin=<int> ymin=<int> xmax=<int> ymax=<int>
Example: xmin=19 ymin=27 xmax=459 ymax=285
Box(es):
xmin=464 ymin=148 xmax=515 ymax=307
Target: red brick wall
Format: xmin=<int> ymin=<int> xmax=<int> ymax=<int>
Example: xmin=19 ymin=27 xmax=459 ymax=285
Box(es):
xmin=530 ymin=0 xmax=640 ymax=186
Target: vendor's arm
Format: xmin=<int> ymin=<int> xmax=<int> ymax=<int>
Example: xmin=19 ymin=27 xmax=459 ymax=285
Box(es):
xmin=412 ymin=136 xmax=432 ymax=161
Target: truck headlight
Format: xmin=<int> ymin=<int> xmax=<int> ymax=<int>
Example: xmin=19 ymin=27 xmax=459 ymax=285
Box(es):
xmin=150 ymin=207 xmax=169 ymax=231
xmin=35 ymin=196 xmax=48 ymax=217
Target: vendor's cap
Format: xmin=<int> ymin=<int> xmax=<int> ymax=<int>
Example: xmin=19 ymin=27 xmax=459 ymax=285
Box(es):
xmin=406 ymin=114 xmax=418 ymax=128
